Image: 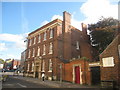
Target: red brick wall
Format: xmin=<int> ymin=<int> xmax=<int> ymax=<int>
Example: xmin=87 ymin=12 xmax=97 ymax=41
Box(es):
xmin=100 ymin=34 xmax=120 ymax=86
xmin=63 ymin=59 xmax=90 ymax=85
xmin=24 ymin=12 xmax=94 ymax=81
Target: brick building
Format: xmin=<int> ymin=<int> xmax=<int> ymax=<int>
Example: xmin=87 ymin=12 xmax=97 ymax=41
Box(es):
xmin=20 ymin=50 xmax=26 ymax=72
xmin=100 ymin=34 xmax=120 ymax=87
xmin=24 ymin=11 xmax=94 ymax=84
xmin=3 ymin=59 xmax=20 ymax=71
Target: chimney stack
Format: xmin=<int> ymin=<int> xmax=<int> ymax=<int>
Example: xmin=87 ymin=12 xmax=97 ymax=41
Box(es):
xmin=81 ymin=23 xmax=87 ymax=35
xmin=63 ymin=11 xmax=71 ymax=25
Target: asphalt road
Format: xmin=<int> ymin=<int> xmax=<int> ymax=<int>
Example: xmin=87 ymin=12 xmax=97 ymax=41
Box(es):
xmin=2 ymin=76 xmax=50 ymax=88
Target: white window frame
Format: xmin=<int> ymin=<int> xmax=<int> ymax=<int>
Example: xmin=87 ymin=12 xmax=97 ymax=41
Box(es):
xmin=50 ymin=29 xmax=53 ymax=39
xmin=102 ymin=57 xmax=115 ymax=67
xmin=33 ymin=37 xmax=36 ymax=44
xmin=29 ymin=39 xmax=32 ymax=46
xmin=43 ymin=32 xmax=47 ymax=41
xmin=48 ymin=59 xmax=52 ymax=72
xmin=43 ymin=45 xmax=46 ymax=55
xmin=78 ymin=55 xmax=80 ymax=59
xmin=31 ymin=62 xmax=34 ymax=72
xmin=32 ymin=48 xmax=35 ymax=57
xmin=37 ymin=47 xmax=40 ymax=56
xmin=49 ymin=43 xmax=53 ymax=54
xmin=28 ymin=50 xmax=31 ymax=58
xmin=76 ymin=41 xmax=79 ymax=50
xmin=38 ymin=34 xmax=41 ymax=43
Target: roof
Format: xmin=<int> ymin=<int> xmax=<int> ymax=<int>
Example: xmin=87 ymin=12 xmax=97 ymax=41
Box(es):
xmin=28 ymin=19 xmax=62 ymax=36
xmin=100 ymin=34 xmax=120 ymax=57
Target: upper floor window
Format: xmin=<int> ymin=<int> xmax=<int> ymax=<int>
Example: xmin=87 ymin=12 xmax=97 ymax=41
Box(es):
xmin=28 ymin=49 xmax=31 ymax=58
xmin=43 ymin=45 xmax=46 ymax=55
xmin=118 ymin=45 xmax=120 ymax=58
xmin=43 ymin=32 xmax=47 ymax=41
xmin=33 ymin=37 xmax=36 ymax=44
xmin=38 ymin=34 xmax=41 ymax=43
xmin=37 ymin=47 xmax=40 ymax=56
xmin=76 ymin=41 xmax=79 ymax=50
xmin=29 ymin=39 xmax=32 ymax=46
xmin=50 ymin=29 xmax=53 ymax=39
xmin=49 ymin=42 xmax=53 ymax=54
xmin=32 ymin=48 xmax=35 ymax=57
xmin=48 ymin=59 xmax=52 ymax=72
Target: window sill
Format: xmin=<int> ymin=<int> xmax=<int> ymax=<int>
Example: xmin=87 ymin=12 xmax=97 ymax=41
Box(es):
xmin=49 ymin=52 xmax=53 ymax=54
xmin=49 ymin=37 xmax=53 ymax=39
xmin=43 ymin=39 xmax=46 ymax=41
xmin=42 ymin=54 xmax=46 ymax=56
xmin=41 ymin=70 xmax=45 ymax=72
xmin=48 ymin=70 xmax=52 ymax=72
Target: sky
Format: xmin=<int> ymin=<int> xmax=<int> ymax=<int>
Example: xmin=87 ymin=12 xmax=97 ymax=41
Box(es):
xmin=0 ymin=0 xmax=119 ymax=60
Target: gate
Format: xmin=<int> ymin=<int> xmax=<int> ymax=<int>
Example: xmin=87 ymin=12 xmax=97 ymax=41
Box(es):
xmin=90 ymin=66 xmax=100 ymax=85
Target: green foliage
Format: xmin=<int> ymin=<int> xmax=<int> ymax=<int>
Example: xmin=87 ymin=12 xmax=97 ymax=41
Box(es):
xmin=80 ymin=57 xmax=89 ymax=61
xmin=88 ymin=17 xmax=120 ymax=54
xmin=0 ymin=58 xmax=4 ymax=64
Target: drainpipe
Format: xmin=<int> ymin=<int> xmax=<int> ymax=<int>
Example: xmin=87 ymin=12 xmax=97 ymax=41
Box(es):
xmin=84 ymin=60 xmax=86 ymax=84
xmin=59 ymin=63 xmax=62 ymax=85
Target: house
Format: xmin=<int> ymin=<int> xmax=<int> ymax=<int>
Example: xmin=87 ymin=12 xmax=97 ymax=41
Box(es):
xmin=24 ymin=11 xmax=94 ymax=84
xmin=100 ymin=33 xmax=120 ymax=87
xmin=20 ymin=50 xmax=26 ymax=72
xmin=0 ymin=60 xmax=4 ymax=69
xmin=3 ymin=59 xmax=20 ymax=71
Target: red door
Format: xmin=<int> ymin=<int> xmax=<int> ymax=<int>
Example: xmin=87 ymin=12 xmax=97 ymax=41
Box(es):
xmin=75 ymin=66 xmax=80 ymax=84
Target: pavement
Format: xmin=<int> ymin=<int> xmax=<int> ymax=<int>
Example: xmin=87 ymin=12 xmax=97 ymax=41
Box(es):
xmin=11 ymin=74 xmax=101 ymax=89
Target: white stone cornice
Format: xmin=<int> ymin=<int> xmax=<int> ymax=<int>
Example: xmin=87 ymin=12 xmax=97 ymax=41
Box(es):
xmin=27 ymin=22 xmax=62 ymax=39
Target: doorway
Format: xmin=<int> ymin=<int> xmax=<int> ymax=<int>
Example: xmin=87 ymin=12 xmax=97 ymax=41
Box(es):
xmin=90 ymin=66 xmax=100 ymax=85
xmin=75 ymin=66 xmax=80 ymax=84
xmin=35 ymin=66 xmax=39 ymax=78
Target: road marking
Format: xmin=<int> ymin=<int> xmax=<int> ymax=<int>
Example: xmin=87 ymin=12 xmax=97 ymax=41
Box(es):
xmin=17 ymin=83 xmax=27 ymax=88
xmin=3 ymin=84 xmax=14 ymax=86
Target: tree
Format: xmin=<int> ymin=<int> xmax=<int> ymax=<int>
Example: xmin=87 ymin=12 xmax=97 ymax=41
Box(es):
xmin=88 ymin=17 xmax=119 ymax=54
xmin=0 ymin=58 xmax=4 ymax=64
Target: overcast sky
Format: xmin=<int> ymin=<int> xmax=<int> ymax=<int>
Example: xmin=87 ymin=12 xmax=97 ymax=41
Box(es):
xmin=0 ymin=0 xmax=119 ymax=60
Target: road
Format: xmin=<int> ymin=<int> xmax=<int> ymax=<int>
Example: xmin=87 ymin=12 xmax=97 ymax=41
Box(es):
xmin=2 ymin=75 xmax=51 ymax=88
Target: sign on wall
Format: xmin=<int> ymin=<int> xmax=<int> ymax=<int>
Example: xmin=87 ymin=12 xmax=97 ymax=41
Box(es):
xmin=102 ymin=57 xmax=114 ymax=67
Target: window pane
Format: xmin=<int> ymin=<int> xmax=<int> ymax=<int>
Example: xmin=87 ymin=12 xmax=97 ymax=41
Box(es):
xmin=102 ymin=57 xmax=114 ymax=67
xmin=76 ymin=41 xmax=79 ymax=50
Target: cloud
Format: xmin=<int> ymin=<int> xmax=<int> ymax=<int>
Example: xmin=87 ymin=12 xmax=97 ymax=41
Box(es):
xmin=40 ymin=0 xmax=118 ymax=30
xmin=80 ymin=0 xmax=118 ymax=24
xmin=51 ymin=15 xmax=63 ymax=21
xmin=71 ymin=17 xmax=82 ymax=30
xmin=0 ymin=43 xmax=7 ymax=51
xmin=40 ymin=15 xmax=63 ymax=27
xmin=5 ymin=54 xmax=20 ymax=60
xmin=0 ymin=33 xmax=27 ymax=49
xmin=41 ymin=14 xmax=82 ymax=30
xmin=40 ymin=20 xmax=49 ymax=26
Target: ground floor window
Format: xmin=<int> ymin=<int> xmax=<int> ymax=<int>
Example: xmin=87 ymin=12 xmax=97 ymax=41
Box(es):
xmin=48 ymin=59 xmax=52 ymax=72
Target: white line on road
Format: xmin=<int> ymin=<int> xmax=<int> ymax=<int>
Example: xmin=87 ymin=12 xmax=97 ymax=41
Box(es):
xmin=17 ymin=83 xmax=27 ymax=88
